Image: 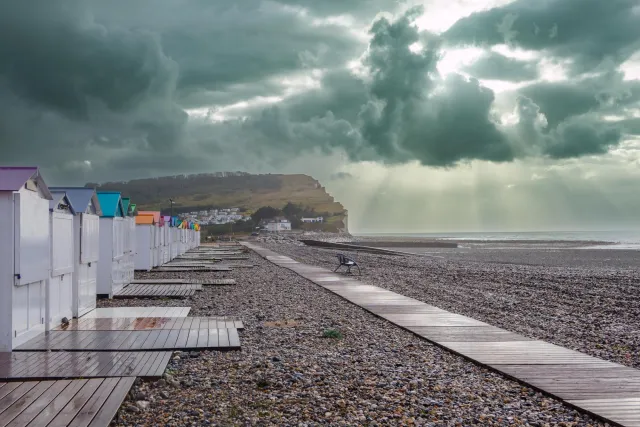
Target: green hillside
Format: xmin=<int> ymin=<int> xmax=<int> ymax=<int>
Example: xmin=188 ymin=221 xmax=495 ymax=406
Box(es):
xmin=88 ymin=173 xmax=346 ymax=225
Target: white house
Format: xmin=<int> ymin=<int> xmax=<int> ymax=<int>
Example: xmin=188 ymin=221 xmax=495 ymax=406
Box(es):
xmin=47 ymin=191 xmax=75 ymax=330
xmin=0 ymin=166 xmax=52 ymax=350
xmin=96 ymin=191 xmax=127 ymax=298
xmin=301 ymin=216 xmax=324 ymax=223
xmin=265 ymin=218 xmax=292 ymax=232
xmin=49 ymin=187 xmax=102 ymax=318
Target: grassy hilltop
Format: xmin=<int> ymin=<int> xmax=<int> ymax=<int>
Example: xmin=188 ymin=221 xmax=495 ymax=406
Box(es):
xmin=88 ymin=173 xmax=346 ymax=228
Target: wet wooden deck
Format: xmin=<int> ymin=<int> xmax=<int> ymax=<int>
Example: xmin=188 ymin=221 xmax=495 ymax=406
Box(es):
xmin=80 ymin=307 xmax=191 ymax=318
xmin=113 ymin=284 xmax=202 ymax=298
xmin=0 ymin=377 xmax=134 ymax=426
xmin=131 ymin=279 xmax=235 ymax=285
xmin=15 ymin=328 xmax=241 ymax=352
xmin=55 ymin=317 xmax=244 ymax=331
xmin=152 ymin=266 xmax=231 ymax=272
xmin=244 ymin=242 xmax=640 ymax=427
xmin=0 ymin=352 xmax=171 ymax=380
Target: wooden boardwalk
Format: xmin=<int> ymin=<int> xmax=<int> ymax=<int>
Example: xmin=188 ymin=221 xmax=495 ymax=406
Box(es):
xmin=56 ymin=317 xmax=244 ymax=331
xmin=113 ymin=284 xmax=202 ymax=298
xmin=80 ymin=307 xmax=191 ymax=318
xmin=243 ymin=242 xmax=640 ymax=427
xmin=0 ymin=377 xmax=134 ymax=426
xmin=15 ymin=328 xmax=241 ymax=352
xmin=0 ymin=352 xmax=170 ymax=380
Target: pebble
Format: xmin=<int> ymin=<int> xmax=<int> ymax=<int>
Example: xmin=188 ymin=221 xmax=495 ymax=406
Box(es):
xmin=102 ymin=244 xmax=604 ymax=426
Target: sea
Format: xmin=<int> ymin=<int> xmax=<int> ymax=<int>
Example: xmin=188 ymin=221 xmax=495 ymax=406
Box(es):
xmin=355 ymin=230 xmax=640 ymax=249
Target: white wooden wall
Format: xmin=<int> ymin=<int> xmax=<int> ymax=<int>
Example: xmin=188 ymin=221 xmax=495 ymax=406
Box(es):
xmin=76 ymin=213 xmax=99 ymax=316
xmin=0 ymin=189 xmax=49 ymax=350
xmin=48 ymin=211 xmax=74 ymax=329
xmin=135 ymin=226 xmax=153 ymax=271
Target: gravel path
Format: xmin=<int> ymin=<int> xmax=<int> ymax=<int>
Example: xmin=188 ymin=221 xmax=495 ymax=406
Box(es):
xmin=259 ymin=241 xmax=640 ymax=370
xmin=100 ymin=250 xmax=602 ymax=426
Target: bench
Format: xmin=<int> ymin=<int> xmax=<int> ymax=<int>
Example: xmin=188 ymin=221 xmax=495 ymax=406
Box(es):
xmin=334 ymin=253 xmax=361 ymax=275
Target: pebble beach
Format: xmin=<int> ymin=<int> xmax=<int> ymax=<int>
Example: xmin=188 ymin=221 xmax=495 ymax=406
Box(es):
xmin=99 ymin=245 xmax=607 ymax=426
xmin=259 ymin=236 xmax=640 ymax=370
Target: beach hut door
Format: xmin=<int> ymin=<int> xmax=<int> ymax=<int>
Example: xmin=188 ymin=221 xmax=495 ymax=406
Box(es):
xmin=79 ymin=213 xmax=99 ymax=315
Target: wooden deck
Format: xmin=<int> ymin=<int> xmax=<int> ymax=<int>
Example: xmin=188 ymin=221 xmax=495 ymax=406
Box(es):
xmin=0 ymin=377 xmax=134 ymax=426
xmin=55 ymin=317 xmax=244 ymax=331
xmin=244 ymin=242 xmax=640 ymax=427
xmin=15 ymin=328 xmax=241 ymax=352
xmin=0 ymin=352 xmax=170 ymax=380
xmin=80 ymin=307 xmax=191 ymax=318
xmin=152 ymin=266 xmax=231 ymax=272
xmin=113 ymin=284 xmax=202 ymax=298
xmin=131 ymin=279 xmax=235 ymax=285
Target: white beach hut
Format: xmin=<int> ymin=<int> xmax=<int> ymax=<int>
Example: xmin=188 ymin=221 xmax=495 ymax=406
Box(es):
xmin=170 ymin=219 xmax=179 ymax=259
xmin=96 ymin=191 xmax=126 ymax=298
xmin=134 ymin=213 xmax=157 ymax=271
xmin=0 ymin=166 xmax=52 ymax=350
xmin=138 ymin=211 xmax=162 ymax=267
xmin=47 ymin=191 xmax=75 ymax=330
xmin=48 ymin=187 xmax=102 ymax=318
xmin=121 ymin=198 xmax=136 ymax=284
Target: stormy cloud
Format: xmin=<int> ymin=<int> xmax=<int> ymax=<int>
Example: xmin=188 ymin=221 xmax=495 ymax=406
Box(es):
xmin=0 ymin=0 xmax=636 ymax=186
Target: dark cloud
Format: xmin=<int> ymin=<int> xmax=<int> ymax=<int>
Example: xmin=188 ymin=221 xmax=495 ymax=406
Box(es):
xmin=356 ymin=7 xmax=514 ymax=165
xmin=509 ymin=96 xmax=622 ymax=158
xmin=445 ymin=0 xmax=640 ymax=75
xmin=463 ymin=51 xmax=538 ymax=82
xmin=0 ymin=0 xmax=633 ymax=186
xmin=518 ymin=71 xmax=639 ymax=128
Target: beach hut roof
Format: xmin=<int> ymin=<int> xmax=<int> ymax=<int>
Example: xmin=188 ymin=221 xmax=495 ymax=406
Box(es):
xmin=97 ymin=191 xmax=125 ymax=218
xmin=0 ymin=166 xmax=52 ymax=199
xmin=135 ymin=215 xmax=155 ymax=225
xmin=138 ymin=211 xmax=162 ymax=224
xmin=49 ymin=191 xmax=76 ymax=214
xmin=49 ymin=187 xmax=103 ymax=216
xmin=122 ymin=197 xmax=131 ymax=216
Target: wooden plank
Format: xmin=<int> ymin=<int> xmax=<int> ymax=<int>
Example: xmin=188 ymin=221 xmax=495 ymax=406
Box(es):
xmin=0 ymin=382 xmax=42 ymax=416
xmin=67 ymin=377 xmax=119 ymax=427
xmin=3 ymin=380 xmax=71 ymax=427
xmin=47 ymin=378 xmax=104 ymax=426
xmin=85 ymin=377 xmax=136 ymax=427
xmin=25 ymin=379 xmax=89 ymax=427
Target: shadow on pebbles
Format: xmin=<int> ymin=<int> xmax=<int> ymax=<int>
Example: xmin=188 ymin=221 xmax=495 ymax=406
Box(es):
xmin=107 ymin=252 xmax=602 ymax=426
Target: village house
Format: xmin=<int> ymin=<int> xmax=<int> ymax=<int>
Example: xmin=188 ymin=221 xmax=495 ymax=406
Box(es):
xmin=263 ymin=217 xmax=292 ymax=232
xmin=301 ymin=216 xmax=324 ymax=223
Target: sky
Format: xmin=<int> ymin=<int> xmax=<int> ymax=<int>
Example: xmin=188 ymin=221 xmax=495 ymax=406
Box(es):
xmin=1 ymin=0 xmax=640 ymax=232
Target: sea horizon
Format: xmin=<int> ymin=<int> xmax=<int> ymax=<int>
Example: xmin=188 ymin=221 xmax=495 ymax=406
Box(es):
xmin=353 ymin=230 xmax=640 ymax=247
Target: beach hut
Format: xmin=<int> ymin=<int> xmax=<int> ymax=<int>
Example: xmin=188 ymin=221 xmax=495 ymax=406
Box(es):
xmin=47 ymin=191 xmax=75 ymax=330
xmin=178 ymin=220 xmax=188 ymax=255
xmin=96 ymin=191 xmax=126 ymax=298
xmin=121 ymin=198 xmax=136 ymax=284
xmin=0 ymin=166 xmax=52 ymax=350
xmin=135 ymin=213 xmax=157 ymax=271
xmin=138 ymin=211 xmax=163 ymax=266
xmin=162 ymin=215 xmax=172 ymax=264
xmin=48 ymin=187 xmax=102 ymax=318
xmin=170 ymin=217 xmax=180 ymax=259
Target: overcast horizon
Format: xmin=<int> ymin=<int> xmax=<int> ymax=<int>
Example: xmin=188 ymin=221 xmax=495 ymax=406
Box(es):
xmin=2 ymin=1 xmax=639 ymax=232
